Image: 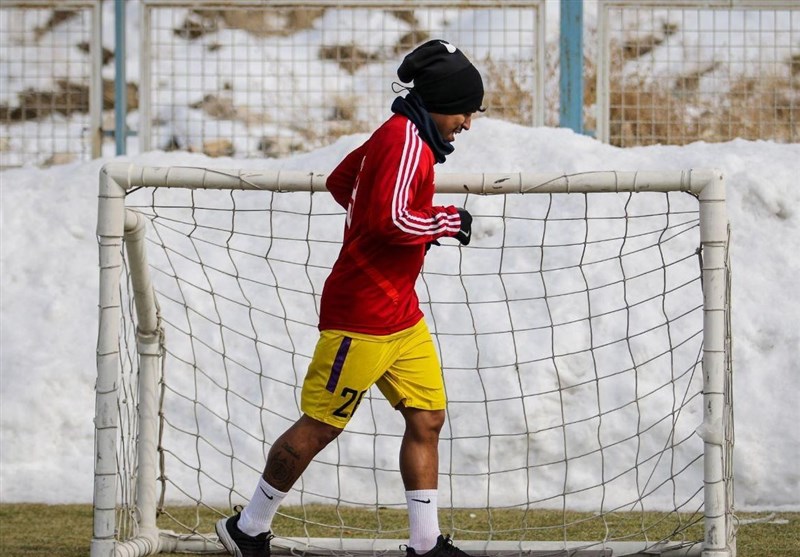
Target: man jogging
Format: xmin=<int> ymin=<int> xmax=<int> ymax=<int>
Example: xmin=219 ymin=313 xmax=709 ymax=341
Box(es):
xmin=217 ymin=39 xmax=484 ymax=557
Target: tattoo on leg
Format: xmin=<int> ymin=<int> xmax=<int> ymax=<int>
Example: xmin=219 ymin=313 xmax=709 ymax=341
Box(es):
xmin=264 ymin=441 xmax=301 ymax=489
xmin=281 ymin=440 xmax=300 ymax=459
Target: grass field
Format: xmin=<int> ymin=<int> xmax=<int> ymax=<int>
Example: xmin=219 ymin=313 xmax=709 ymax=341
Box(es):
xmin=0 ymin=504 xmax=797 ymax=556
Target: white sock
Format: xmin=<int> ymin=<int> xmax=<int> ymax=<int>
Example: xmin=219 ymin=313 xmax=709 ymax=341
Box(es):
xmin=406 ymin=489 xmax=440 ymax=553
xmin=238 ymin=477 xmax=288 ymax=536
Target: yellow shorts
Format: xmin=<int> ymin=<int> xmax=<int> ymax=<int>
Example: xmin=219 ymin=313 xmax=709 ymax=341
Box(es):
xmin=300 ymin=319 xmax=446 ymax=428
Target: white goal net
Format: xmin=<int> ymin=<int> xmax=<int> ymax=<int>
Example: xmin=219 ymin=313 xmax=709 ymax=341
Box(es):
xmin=93 ymin=164 xmax=734 ymax=557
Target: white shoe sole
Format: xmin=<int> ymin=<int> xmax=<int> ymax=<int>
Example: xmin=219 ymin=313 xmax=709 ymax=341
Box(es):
xmin=215 ymin=517 xmax=243 ymax=557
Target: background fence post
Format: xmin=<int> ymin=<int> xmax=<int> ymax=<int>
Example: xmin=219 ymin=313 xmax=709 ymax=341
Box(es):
xmin=559 ymin=0 xmax=584 ymax=134
xmin=114 ymin=0 xmax=127 ymax=155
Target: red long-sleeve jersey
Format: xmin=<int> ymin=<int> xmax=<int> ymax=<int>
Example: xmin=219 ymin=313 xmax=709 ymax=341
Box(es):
xmin=319 ymin=113 xmax=462 ymax=335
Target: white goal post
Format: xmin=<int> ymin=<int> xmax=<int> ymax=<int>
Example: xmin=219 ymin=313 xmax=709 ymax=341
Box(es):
xmin=93 ymin=163 xmax=734 ymax=557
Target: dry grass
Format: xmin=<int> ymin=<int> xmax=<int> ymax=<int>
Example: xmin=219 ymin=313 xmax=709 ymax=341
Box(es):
xmin=33 ymin=9 xmax=79 ymax=40
xmin=620 ymin=21 xmax=679 ymax=61
xmin=1 ymin=504 xmax=797 ymax=557
xmin=600 ymin=69 xmax=799 ymax=147
xmin=579 ymin=38 xmax=800 ymax=146
xmin=708 ymin=74 xmax=800 ymax=143
xmin=175 ymin=8 xmax=325 ymax=40
xmin=319 ymin=44 xmax=378 ymax=75
xmin=482 ymin=58 xmax=536 ymax=125
xmin=0 ymin=78 xmax=138 ymax=122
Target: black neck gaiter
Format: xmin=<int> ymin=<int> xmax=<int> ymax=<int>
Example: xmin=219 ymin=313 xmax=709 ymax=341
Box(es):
xmin=390 ymin=91 xmax=454 ymax=164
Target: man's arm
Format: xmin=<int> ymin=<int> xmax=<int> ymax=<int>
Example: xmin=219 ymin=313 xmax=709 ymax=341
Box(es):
xmin=326 ymin=144 xmax=366 ymax=209
xmin=366 ymin=127 xmax=463 ymax=246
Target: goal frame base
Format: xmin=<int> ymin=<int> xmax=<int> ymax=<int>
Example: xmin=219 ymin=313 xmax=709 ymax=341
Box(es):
xmin=104 ymin=533 xmax=705 ymax=557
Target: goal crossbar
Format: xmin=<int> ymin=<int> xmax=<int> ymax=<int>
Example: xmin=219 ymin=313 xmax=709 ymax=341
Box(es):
xmin=99 ymin=163 xmax=716 ymax=195
xmin=93 ymin=163 xmax=733 ymax=557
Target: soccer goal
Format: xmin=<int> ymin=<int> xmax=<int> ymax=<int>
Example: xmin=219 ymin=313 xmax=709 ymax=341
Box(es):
xmin=93 ymin=163 xmax=734 ymax=557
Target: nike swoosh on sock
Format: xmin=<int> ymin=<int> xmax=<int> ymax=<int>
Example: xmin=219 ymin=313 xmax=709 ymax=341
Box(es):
xmin=260 ymin=486 xmax=274 ymax=500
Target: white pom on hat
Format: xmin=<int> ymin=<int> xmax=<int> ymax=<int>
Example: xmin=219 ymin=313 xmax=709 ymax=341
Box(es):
xmin=397 ymin=40 xmax=484 ymax=114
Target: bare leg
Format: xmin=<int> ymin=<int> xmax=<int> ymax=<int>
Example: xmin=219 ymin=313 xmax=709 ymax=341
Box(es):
xmin=398 ymin=406 xmax=445 ymax=490
xmin=262 ymin=414 xmax=343 ymax=492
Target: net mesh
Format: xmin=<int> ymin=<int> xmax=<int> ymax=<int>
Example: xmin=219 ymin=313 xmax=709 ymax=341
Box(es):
xmin=116 ymin=184 xmax=707 ymax=552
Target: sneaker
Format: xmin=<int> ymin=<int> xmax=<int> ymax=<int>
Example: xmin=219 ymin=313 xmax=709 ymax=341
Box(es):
xmin=215 ymin=512 xmax=273 ymax=557
xmin=406 ymin=535 xmax=483 ymax=557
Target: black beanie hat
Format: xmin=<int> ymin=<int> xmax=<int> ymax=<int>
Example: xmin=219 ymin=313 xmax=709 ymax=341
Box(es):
xmin=397 ymin=40 xmax=484 ymax=115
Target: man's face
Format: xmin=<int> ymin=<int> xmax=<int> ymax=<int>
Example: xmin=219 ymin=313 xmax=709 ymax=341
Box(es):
xmin=430 ymin=112 xmax=475 ymax=142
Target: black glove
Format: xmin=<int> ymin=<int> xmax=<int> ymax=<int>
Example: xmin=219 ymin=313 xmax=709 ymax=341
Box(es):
xmin=454 ymin=208 xmax=472 ymax=246
xmin=425 ymin=239 xmax=441 ymax=253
